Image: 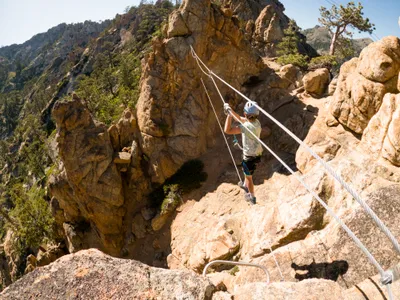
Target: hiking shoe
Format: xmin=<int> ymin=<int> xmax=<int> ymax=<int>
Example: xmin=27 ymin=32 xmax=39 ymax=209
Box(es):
xmin=238 ymin=181 xmax=249 ymax=193
xmin=244 ymin=192 xmax=252 ymax=202
xmin=250 ymin=196 xmax=256 ymax=205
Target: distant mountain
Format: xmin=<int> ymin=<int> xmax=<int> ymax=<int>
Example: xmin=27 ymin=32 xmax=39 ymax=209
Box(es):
xmin=302 ymin=25 xmax=373 ymax=55
xmin=0 ymin=21 xmax=111 ymax=92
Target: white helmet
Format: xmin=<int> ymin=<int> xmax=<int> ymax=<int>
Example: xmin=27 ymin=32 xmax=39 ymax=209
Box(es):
xmin=244 ymin=101 xmax=259 ymax=115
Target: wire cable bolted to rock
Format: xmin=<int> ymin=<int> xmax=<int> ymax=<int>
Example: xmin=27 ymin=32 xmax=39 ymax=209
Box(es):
xmin=192 ymin=45 xmax=398 ymax=299
xmin=190 ymin=45 xmax=400 ymax=257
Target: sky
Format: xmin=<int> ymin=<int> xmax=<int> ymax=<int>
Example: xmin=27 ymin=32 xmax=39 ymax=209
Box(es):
xmin=0 ymin=0 xmax=399 ymax=46
xmin=282 ymin=0 xmax=400 ymax=41
xmin=0 ymin=0 xmax=142 ymax=47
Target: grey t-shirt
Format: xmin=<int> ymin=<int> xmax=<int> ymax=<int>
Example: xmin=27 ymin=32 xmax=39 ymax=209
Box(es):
xmin=239 ymin=119 xmax=263 ymax=158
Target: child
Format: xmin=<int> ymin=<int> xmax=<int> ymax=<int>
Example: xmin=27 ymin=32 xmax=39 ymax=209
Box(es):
xmin=223 ymin=101 xmax=263 ymax=204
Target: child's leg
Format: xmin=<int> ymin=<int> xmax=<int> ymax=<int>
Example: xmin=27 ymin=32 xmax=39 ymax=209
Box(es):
xmin=245 ymin=175 xmax=255 ymax=196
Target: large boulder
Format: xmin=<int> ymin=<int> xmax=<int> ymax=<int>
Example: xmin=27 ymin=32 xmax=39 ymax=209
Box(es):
xmin=303 ymin=68 xmax=330 ymax=98
xmin=0 ymin=249 xmax=216 ymax=299
xmin=330 ymin=37 xmax=400 ymax=134
xmin=357 ymin=36 xmax=400 ymax=83
xmin=362 ymin=93 xmax=400 ymax=166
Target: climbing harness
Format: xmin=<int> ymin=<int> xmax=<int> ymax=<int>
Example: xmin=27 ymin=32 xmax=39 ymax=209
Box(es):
xmin=232 ymin=135 xmax=243 ymax=150
xmin=191 ymin=46 xmax=398 ymax=298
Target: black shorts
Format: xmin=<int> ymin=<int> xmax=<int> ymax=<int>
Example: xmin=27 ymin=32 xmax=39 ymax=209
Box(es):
xmin=242 ymin=156 xmax=261 ymax=176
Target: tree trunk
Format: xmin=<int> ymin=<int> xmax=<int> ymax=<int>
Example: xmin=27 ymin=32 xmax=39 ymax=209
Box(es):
xmin=329 ymin=27 xmax=341 ymax=55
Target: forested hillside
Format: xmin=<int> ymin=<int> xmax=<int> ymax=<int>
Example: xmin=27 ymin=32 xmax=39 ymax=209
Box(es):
xmin=0 ymin=1 xmax=175 ymax=286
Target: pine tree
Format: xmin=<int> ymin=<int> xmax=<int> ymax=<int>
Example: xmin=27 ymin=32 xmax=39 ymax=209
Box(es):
xmin=276 ymin=20 xmax=308 ymax=69
xmin=319 ymin=1 xmax=375 ymax=55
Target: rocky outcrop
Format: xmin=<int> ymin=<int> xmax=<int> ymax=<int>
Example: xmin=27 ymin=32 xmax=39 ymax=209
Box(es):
xmin=167 ymin=170 xmax=329 ymax=272
xmin=136 ymin=0 xmax=263 ymax=183
xmin=164 ymin=84 xmax=400 ymax=296
xmin=362 ymin=93 xmax=400 ymax=166
xmin=48 ymin=93 xmax=152 ymax=259
xmin=329 ymin=36 xmax=400 ymax=134
xmin=303 ymin=68 xmax=330 ymax=98
xmin=234 ymin=184 xmax=400 ymax=287
xmin=1 ymin=249 xmax=216 ymax=299
xmin=252 ymin=4 xmax=286 ymax=56
xmin=50 ymin=95 xmax=125 ymax=255
xmin=222 ymin=0 xmax=285 ymax=22
xmin=221 ymin=0 xmax=316 ymax=57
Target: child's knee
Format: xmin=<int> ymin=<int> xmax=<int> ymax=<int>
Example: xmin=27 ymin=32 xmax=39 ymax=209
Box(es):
xmin=245 ymin=175 xmax=253 ymax=181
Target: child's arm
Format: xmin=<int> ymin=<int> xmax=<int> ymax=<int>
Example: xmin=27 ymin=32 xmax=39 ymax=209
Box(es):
xmin=224 ymin=114 xmax=241 ymax=135
xmin=223 ymin=103 xmax=244 ymax=135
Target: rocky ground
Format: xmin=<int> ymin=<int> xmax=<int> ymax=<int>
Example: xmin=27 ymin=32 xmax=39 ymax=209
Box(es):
xmin=2 ymin=249 xmax=400 ymax=299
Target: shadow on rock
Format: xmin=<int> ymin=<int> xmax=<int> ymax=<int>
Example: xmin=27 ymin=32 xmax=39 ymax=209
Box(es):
xmin=291 ymin=260 xmax=349 ymax=282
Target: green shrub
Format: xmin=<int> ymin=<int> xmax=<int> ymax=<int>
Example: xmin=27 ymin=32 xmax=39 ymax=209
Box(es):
xmin=160 ymin=184 xmax=181 ymax=214
xmin=229 ymin=265 xmax=240 ymax=276
xmin=9 ymin=184 xmax=55 ymax=254
xmin=277 ymin=54 xmax=309 ymax=69
xmin=309 ymin=55 xmax=338 ymax=70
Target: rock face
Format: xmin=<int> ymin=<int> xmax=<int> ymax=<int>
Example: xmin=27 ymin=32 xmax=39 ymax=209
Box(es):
xmin=0 ymin=249 xmax=215 ymax=299
xmin=303 ymin=68 xmax=330 ymax=98
xmin=252 ymin=4 xmax=286 ymax=56
xmin=330 ymin=36 xmax=400 ymax=134
xmin=362 ymin=93 xmax=400 ymax=166
xmin=165 ymin=86 xmax=400 ymax=296
xmin=136 ymin=0 xmax=262 ymax=183
xmin=50 ymin=95 xmax=125 ymax=255
xmin=167 ymin=170 xmax=329 ymax=272
xmin=46 ymin=0 xmax=315 ymax=263
xmin=49 ymin=90 xmax=152 ymax=257
xmin=234 ymin=184 xmax=400 ymax=288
